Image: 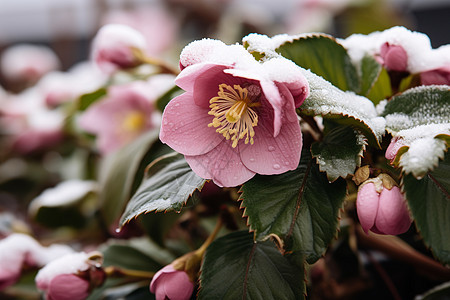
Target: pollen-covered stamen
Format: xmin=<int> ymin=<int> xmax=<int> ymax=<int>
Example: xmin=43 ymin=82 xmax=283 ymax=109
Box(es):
xmin=208 ymin=83 xmax=260 ymax=148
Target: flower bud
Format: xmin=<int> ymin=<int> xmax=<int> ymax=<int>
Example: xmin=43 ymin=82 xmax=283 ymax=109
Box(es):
xmin=357 ymin=176 xmax=411 ymax=235
xmin=385 ymin=136 xmax=406 ymax=163
xmin=150 ymin=264 xmax=194 ymax=300
xmin=91 ymin=24 xmax=147 ymax=75
xmin=420 ymin=65 xmax=450 ymax=85
xmin=36 ymin=252 xmax=105 ymax=300
xmin=379 ymin=42 xmax=408 ymax=72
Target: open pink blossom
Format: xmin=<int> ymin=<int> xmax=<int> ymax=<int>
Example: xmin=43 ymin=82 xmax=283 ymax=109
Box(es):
xmin=357 ymin=180 xmax=411 ymax=235
xmin=78 ymin=81 xmax=155 ymax=154
xmin=150 ymin=264 xmax=194 ymax=300
xmin=160 ymin=39 xmax=309 ymax=187
xmin=379 ymin=42 xmax=408 ymax=72
xmin=91 ymin=24 xmax=147 ymax=75
xmin=420 ymin=65 xmax=450 ymax=85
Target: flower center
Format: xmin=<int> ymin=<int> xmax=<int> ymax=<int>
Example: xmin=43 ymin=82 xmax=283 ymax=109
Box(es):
xmin=208 ymin=83 xmax=260 ymax=148
xmin=122 ymin=111 xmax=146 ymax=132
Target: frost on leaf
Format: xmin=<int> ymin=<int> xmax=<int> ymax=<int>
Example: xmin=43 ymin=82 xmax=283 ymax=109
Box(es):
xmin=300 ymin=68 xmax=385 ymax=147
xmin=382 ymin=85 xmax=450 ymax=178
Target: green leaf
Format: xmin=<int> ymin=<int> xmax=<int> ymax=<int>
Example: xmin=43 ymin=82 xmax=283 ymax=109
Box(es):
xmin=382 ymin=86 xmax=450 ymax=177
xmin=199 ymin=231 xmax=305 ymax=300
xmin=299 ymin=68 xmax=385 ymax=148
xmin=402 ymin=153 xmax=450 ymax=264
xmin=366 ymin=67 xmax=392 ymax=105
xmin=119 ymin=152 xmax=206 ymax=226
xmin=311 ymin=126 xmax=366 ymax=181
xmin=240 ymin=151 xmax=347 ymax=263
xmin=76 ymin=88 xmax=107 ymax=111
xmin=276 ymin=34 xmax=359 ymax=92
xmin=101 ymin=238 xmax=175 ymax=272
xmin=99 ymin=130 xmax=161 ymax=227
xmin=359 ymin=55 xmax=382 ymax=97
xmin=156 ymin=85 xmax=183 ymax=113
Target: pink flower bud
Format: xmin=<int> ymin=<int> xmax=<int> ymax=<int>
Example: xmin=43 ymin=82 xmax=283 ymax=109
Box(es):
xmin=150 ymin=265 xmax=194 ymax=300
xmin=420 ymin=65 xmax=450 ymax=85
xmin=36 ymin=252 xmax=105 ymax=300
xmin=91 ymin=24 xmax=147 ymax=75
xmin=45 ymin=274 xmax=90 ymax=300
xmin=357 ymin=182 xmax=411 ymax=235
xmin=385 ymin=136 xmax=406 ymax=163
xmin=379 ymin=42 xmax=408 ymax=72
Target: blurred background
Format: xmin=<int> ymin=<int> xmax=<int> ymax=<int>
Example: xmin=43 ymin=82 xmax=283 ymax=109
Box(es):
xmin=0 ymin=0 xmax=449 ymax=92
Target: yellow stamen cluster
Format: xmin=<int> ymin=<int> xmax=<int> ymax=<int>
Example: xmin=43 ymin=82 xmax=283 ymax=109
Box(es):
xmin=208 ymin=84 xmax=260 ymax=148
xmin=122 ymin=111 xmax=146 ymax=132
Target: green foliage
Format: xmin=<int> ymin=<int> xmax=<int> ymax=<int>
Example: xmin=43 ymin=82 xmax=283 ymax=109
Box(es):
xmin=199 ymin=231 xmax=305 ymax=300
xmin=276 ymin=34 xmax=359 ymax=92
xmin=240 ymin=151 xmax=347 ymax=263
xmin=98 ymin=130 xmax=161 ymax=227
xmin=311 ymin=125 xmax=366 ymax=181
xmin=76 ymin=88 xmax=107 ymax=111
xmin=119 ymin=152 xmax=206 ymax=226
xmin=403 ymin=153 xmax=450 ymax=264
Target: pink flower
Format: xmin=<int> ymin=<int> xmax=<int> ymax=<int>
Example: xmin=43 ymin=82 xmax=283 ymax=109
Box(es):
xmin=385 ymin=136 xmax=406 ymax=163
xmin=0 ymin=44 xmax=60 ymax=84
xmin=420 ymin=65 xmax=450 ymax=85
xmin=357 ymin=179 xmax=411 ymax=235
xmin=150 ymin=265 xmax=194 ymax=300
xmin=379 ymin=42 xmax=408 ymax=72
xmin=0 ymin=234 xmax=73 ymax=290
xmin=91 ymin=24 xmax=147 ymax=75
xmin=160 ymin=39 xmax=309 ymax=187
xmin=36 ymin=252 xmax=105 ymax=300
xmin=78 ymin=81 xmax=156 ymax=154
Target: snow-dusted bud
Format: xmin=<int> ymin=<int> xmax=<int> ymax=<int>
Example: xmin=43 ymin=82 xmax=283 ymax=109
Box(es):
xmin=379 ymin=42 xmax=408 ymax=72
xmin=36 ymin=252 xmax=105 ymax=300
xmin=91 ymin=24 xmax=147 ymax=75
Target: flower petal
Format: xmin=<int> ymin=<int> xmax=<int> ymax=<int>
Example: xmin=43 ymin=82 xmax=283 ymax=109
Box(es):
xmin=160 ymin=93 xmax=223 ymax=156
xmin=239 ymin=118 xmax=302 ymax=175
xmin=47 ymin=274 xmax=89 ymax=300
xmin=376 ymin=186 xmax=411 ymax=235
xmin=185 ymin=142 xmax=255 ymax=187
xmin=356 ymin=183 xmax=379 ymax=234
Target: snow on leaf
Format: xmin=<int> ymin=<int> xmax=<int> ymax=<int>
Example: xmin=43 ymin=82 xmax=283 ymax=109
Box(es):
xmin=299 ymin=68 xmax=385 ymax=147
xmin=382 ymin=85 xmax=450 ymax=178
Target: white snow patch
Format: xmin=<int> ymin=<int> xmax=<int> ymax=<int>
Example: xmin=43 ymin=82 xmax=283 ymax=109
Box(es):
xmin=29 ymin=180 xmax=97 ymax=215
xmin=400 ymin=137 xmax=447 ymax=178
xmin=35 ymin=252 xmax=90 ymax=287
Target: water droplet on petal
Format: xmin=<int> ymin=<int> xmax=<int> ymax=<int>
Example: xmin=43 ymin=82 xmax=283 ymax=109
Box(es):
xmin=115 ymin=228 xmax=121 ymax=233
xmin=268 ymin=146 xmax=275 ymax=152
xmin=168 ymin=122 xmax=174 ymax=127
xmin=284 ymin=161 xmax=290 ymax=166
xmin=273 ymin=164 xmax=281 ymax=170
xmin=249 ymin=158 xmax=255 ymax=162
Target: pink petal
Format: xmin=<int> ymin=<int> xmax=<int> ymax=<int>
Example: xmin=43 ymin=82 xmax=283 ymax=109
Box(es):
xmin=175 ymin=64 xmax=228 ymax=108
xmin=356 ymin=183 xmax=379 ymax=234
xmin=376 ymin=186 xmax=411 ymax=235
xmin=385 ymin=137 xmax=405 ymax=162
xmin=420 ymin=65 xmax=450 ymax=85
xmin=47 ymin=274 xmax=89 ymax=300
xmin=159 ymin=93 xmax=223 ymax=156
xmin=185 ymin=142 xmax=255 ymax=187
xmin=380 ymin=43 xmax=408 ymax=72
xmin=239 ymin=117 xmax=302 ymax=175
xmin=259 ymin=80 xmax=283 ymax=136
xmin=150 ymin=265 xmax=194 ymax=300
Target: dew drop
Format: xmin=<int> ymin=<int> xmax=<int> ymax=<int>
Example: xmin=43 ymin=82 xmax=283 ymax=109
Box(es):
xmin=273 ymin=164 xmax=281 ymax=170
xmin=115 ymin=228 xmax=121 ymax=233
xmin=284 ymin=161 xmax=290 ymax=166
xmin=249 ymin=157 xmax=255 ymax=162
xmin=268 ymin=146 xmax=275 ymax=152
xmin=168 ymin=122 xmax=174 ymax=127
xmin=174 ymin=103 xmax=180 ymax=107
